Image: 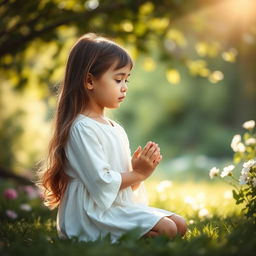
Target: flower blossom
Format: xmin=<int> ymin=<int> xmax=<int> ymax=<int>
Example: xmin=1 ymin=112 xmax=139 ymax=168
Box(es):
xmin=22 ymin=185 xmax=40 ymax=199
xmin=209 ymin=167 xmax=219 ymax=179
xmin=3 ymin=188 xmax=18 ymax=200
xmin=231 ymin=134 xmax=241 ymax=152
xmin=239 ymin=174 xmax=249 ymax=185
xmin=230 ymin=135 xmax=246 ymax=152
xmin=252 ymin=178 xmax=256 ymax=187
xmin=243 ymin=159 xmax=256 ymax=169
xmin=241 ymin=167 xmax=250 ymax=175
xmin=6 ymin=210 xmax=18 ymax=219
xmin=220 ymin=165 xmax=235 ymax=178
xmin=245 ymin=138 xmax=256 ymax=146
xmin=242 ymin=120 xmax=255 ymax=130
xmin=20 ymin=203 xmax=32 ymax=211
xmin=237 ymin=143 xmax=246 ymax=152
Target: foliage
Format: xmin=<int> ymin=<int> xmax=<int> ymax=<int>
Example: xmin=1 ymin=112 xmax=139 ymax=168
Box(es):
xmin=0 ymin=0 xmax=245 ymax=91
xmin=116 ymin=55 xmax=240 ymax=159
xmin=1 ymin=0 xmax=256 ymax=174
xmin=0 ymin=53 xmax=246 ymax=173
xmin=209 ymin=120 xmax=256 ymax=222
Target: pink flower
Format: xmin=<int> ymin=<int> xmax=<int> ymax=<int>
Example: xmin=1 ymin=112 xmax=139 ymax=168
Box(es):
xmin=38 ymin=190 xmax=44 ymax=200
xmin=3 ymin=188 xmax=18 ymax=200
xmin=22 ymin=185 xmax=40 ymax=199
xmin=6 ymin=210 xmax=18 ymax=219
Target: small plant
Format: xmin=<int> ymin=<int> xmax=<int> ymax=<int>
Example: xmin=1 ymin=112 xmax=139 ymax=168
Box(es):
xmin=209 ymin=120 xmax=256 ymax=222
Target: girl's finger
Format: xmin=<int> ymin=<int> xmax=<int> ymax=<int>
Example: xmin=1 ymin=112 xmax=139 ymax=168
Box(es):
xmin=141 ymin=141 xmax=154 ymax=156
xmin=149 ymin=149 xmax=160 ymax=160
xmin=153 ymin=155 xmax=162 ymax=166
xmin=146 ymin=144 xmax=159 ymax=158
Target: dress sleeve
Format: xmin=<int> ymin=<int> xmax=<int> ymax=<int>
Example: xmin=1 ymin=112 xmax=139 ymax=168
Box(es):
xmin=65 ymin=122 xmax=122 ymax=211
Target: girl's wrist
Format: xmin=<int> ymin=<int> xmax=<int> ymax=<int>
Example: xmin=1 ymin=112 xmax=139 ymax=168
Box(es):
xmin=132 ymin=170 xmax=146 ymax=182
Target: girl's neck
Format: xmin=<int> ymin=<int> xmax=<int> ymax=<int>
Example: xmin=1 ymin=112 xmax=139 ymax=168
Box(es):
xmin=82 ymin=109 xmax=106 ymax=118
xmin=85 ymin=113 xmax=105 ymax=118
xmin=82 ymin=98 xmax=106 ymax=118
xmin=81 ymin=110 xmax=113 ymax=126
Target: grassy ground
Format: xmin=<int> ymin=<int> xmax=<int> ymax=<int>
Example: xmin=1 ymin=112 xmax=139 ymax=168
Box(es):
xmin=0 ymin=179 xmax=255 ymax=256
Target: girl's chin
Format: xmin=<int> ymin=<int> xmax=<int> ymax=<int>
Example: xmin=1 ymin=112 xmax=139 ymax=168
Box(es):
xmin=111 ymin=101 xmax=123 ymax=107
xmin=106 ymin=104 xmax=121 ymax=109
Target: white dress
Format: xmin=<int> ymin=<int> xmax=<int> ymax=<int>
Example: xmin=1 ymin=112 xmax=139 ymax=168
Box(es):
xmin=57 ymin=114 xmax=175 ymax=243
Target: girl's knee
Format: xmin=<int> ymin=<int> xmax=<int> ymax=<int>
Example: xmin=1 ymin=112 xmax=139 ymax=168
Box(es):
xmin=142 ymin=230 xmax=159 ymax=238
xmin=163 ymin=219 xmax=178 ymax=238
xmin=168 ymin=214 xmax=187 ymax=236
xmin=152 ymin=217 xmax=178 ymax=239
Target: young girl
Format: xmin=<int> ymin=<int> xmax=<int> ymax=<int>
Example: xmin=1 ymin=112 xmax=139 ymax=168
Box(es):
xmin=36 ymin=32 xmax=187 ymax=244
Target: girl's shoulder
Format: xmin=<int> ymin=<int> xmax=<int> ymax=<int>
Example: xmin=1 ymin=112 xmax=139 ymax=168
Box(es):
xmin=71 ymin=114 xmax=97 ymax=130
xmin=71 ymin=114 xmax=124 ymax=131
xmin=69 ymin=115 xmax=102 ymax=142
xmin=70 ymin=114 xmax=129 ymax=142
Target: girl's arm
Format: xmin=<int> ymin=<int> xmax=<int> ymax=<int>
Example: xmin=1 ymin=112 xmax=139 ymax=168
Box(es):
xmin=131 ymin=182 xmax=141 ymax=191
xmin=119 ymin=171 xmax=144 ymax=190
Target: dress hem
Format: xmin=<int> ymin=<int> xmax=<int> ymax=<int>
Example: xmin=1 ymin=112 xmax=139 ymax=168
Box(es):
xmin=138 ymin=212 xmax=176 ymax=239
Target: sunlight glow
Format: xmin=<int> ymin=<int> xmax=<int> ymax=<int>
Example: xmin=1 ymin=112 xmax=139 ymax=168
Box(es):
xmin=198 ymin=208 xmax=210 ymax=218
xmin=222 ymin=48 xmax=238 ymax=62
xmin=147 ymin=181 xmax=242 ymax=219
xmin=156 ymin=180 xmax=172 ymax=193
xmin=222 ymin=0 xmax=256 ymax=25
xmin=223 ymin=190 xmax=233 ymax=199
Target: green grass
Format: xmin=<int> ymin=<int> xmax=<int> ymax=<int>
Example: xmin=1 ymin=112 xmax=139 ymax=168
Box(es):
xmin=0 ymin=179 xmax=255 ymax=256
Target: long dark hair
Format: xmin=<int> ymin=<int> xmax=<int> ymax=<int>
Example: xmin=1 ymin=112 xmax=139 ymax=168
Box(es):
xmin=35 ymin=33 xmax=133 ymax=210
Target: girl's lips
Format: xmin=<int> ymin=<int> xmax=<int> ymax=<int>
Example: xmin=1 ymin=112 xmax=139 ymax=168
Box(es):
xmin=118 ymin=96 xmax=125 ymax=100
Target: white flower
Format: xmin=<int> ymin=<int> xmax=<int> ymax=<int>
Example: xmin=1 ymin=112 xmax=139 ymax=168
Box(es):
xmin=220 ymin=165 xmax=235 ymax=178
xmin=230 ymin=135 xmax=247 ymax=152
xmin=20 ymin=203 xmax=32 ymax=211
xmin=242 ymin=120 xmax=255 ymax=130
xmin=239 ymin=174 xmax=249 ymax=185
xmin=209 ymin=167 xmax=219 ymax=179
xmin=237 ymin=142 xmax=246 ymax=153
xmin=243 ymin=159 xmax=256 ymax=169
xmin=6 ymin=210 xmax=18 ymax=219
xmin=231 ymin=134 xmax=241 ymax=152
xmin=245 ymin=138 xmax=256 ymax=145
xmin=252 ymin=178 xmax=256 ymax=187
xmin=241 ymin=167 xmax=250 ymax=175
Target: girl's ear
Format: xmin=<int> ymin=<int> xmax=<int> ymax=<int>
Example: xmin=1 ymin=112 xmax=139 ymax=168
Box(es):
xmin=85 ymin=73 xmax=94 ymax=90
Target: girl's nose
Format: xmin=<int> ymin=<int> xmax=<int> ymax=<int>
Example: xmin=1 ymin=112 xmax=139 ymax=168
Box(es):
xmin=121 ymin=83 xmax=128 ymax=91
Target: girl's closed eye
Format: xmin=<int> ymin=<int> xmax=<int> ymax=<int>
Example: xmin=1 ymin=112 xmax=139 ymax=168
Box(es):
xmin=115 ymin=79 xmax=130 ymax=84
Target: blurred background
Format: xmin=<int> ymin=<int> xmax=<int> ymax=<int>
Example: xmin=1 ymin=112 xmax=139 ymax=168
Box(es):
xmin=0 ymin=0 xmax=255 ymax=184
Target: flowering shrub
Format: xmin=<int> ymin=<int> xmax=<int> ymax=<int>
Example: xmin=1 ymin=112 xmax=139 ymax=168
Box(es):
xmin=209 ymin=120 xmax=256 ymax=222
xmin=1 ymin=184 xmax=43 ymax=220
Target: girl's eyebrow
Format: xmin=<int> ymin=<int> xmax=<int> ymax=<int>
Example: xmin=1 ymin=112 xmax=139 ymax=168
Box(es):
xmin=114 ymin=73 xmax=131 ymax=76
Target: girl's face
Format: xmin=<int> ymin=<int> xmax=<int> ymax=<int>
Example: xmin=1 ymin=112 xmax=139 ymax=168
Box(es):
xmin=87 ymin=62 xmax=131 ymax=109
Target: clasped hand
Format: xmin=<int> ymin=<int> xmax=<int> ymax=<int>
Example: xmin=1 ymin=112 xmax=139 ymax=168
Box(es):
xmin=131 ymin=141 xmax=162 ymax=181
